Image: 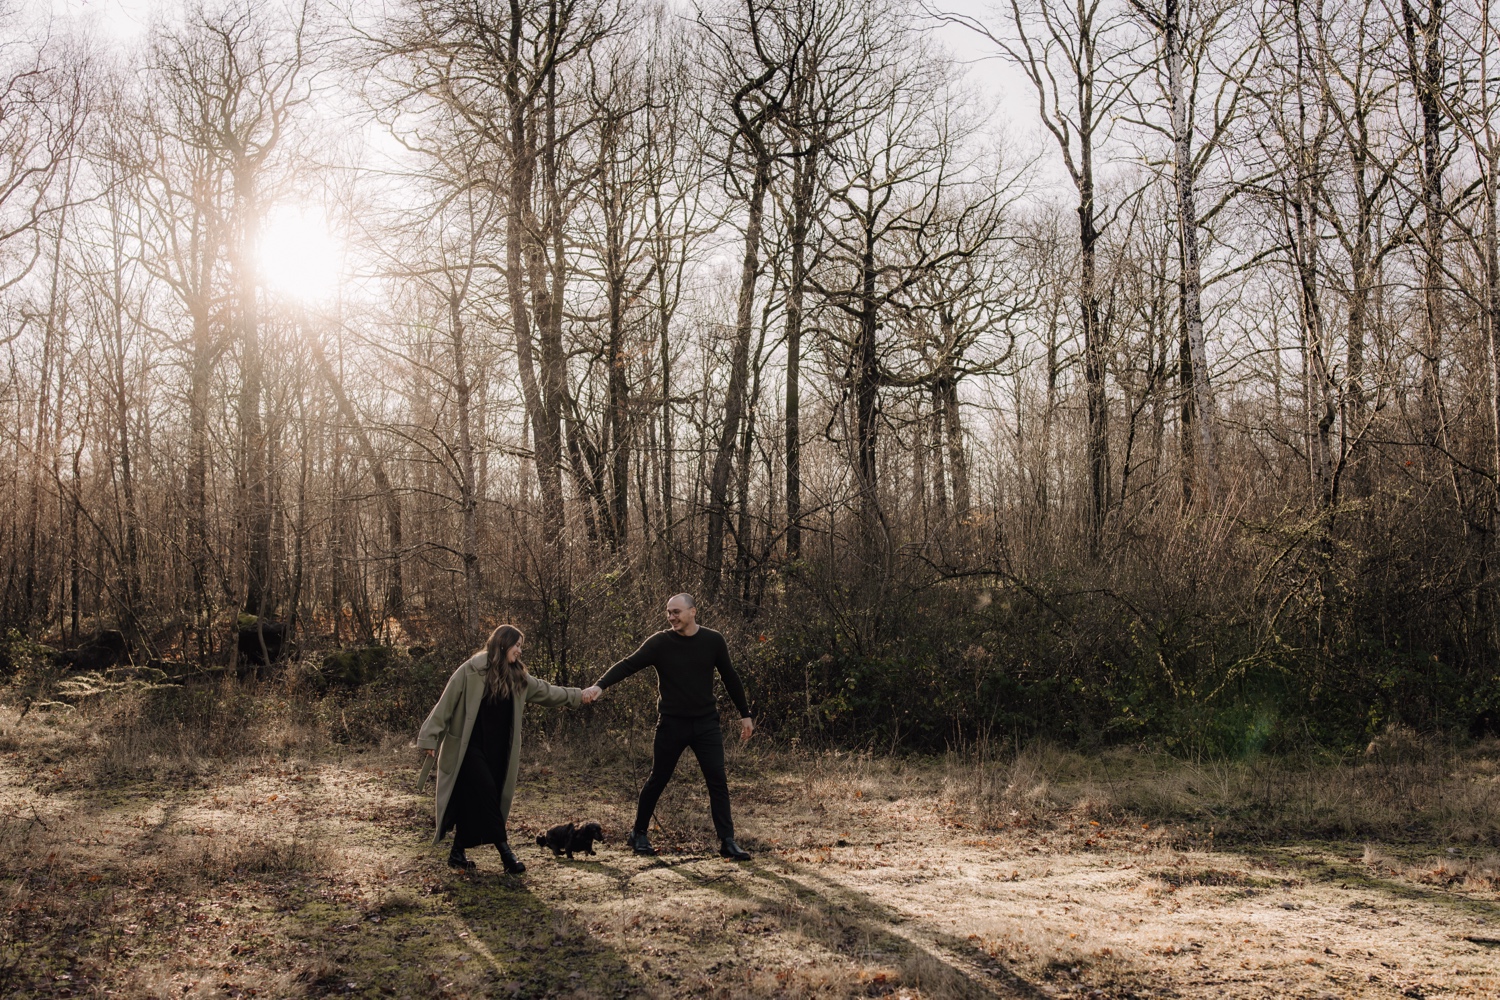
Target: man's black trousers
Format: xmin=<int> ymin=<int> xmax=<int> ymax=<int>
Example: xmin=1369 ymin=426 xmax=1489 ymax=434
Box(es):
xmin=634 ymin=712 xmax=734 ymax=840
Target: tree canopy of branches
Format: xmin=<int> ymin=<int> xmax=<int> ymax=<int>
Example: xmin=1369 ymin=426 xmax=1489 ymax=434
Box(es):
xmin=5 ymin=0 xmax=1500 ymax=752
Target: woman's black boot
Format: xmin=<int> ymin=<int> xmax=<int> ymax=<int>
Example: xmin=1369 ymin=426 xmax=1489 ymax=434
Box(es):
xmin=448 ymin=842 xmax=476 ymax=872
xmin=498 ymin=840 xmax=526 ymax=874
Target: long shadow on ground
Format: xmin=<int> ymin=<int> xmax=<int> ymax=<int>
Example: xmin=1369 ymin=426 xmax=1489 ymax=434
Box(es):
xmin=441 ymin=870 xmax=648 ymax=999
xmin=587 ymin=852 xmax=1051 ymax=999
xmin=270 ymin=866 xmax=649 ymax=998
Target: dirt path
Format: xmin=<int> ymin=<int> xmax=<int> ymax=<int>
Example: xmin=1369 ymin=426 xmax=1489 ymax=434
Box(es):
xmin=0 ymin=737 xmax=1495 ymax=999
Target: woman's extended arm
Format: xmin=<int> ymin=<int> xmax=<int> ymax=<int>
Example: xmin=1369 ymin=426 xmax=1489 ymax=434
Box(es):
xmin=524 ymin=673 xmax=583 ymax=709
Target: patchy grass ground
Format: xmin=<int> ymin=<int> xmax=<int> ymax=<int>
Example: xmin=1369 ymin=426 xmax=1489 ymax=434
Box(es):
xmin=0 ymin=690 xmax=1497 ymax=999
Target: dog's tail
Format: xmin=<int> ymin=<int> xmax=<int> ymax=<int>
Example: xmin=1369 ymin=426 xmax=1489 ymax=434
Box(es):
xmin=535 ymin=833 xmax=547 ymax=847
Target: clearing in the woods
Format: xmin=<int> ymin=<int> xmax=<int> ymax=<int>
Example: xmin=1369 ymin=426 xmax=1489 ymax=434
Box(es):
xmin=0 ymin=694 xmax=1496 ymax=999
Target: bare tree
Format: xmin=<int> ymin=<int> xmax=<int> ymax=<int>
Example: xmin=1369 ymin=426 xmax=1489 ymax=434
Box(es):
xmin=774 ymin=0 xmax=895 ymax=561
xmin=699 ymin=0 xmax=791 ymax=601
xmin=810 ymin=47 xmax=1002 ymax=553
xmin=948 ymin=0 xmax=1145 ymax=551
xmin=0 ymin=16 xmax=82 ymax=298
xmin=1129 ymin=0 xmax=1255 ymax=504
xmin=378 ymin=0 xmax=618 ymax=549
xmin=147 ymin=3 xmax=315 ymax=634
xmin=1396 ymin=0 xmax=1452 ymax=450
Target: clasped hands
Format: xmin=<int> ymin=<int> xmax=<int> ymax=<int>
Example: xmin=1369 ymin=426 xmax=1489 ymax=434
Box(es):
xmin=580 ymin=685 xmax=754 ymax=741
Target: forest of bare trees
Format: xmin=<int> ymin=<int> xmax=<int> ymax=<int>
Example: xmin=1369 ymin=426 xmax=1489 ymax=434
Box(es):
xmin=4 ymin=0 xmax=1500 ymax=752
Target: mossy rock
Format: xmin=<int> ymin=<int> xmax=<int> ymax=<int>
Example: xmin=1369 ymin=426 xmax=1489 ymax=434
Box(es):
xmin=314 ymin=645 xmax=398 ymax=692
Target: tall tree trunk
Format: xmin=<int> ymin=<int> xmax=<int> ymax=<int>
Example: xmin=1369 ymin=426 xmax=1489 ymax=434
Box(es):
xmin=1039 ymin=309 xmax=1060 ymax=512
xmin=606 ymin=197 xmax=630 ymax=552
xmin=928 ymin=382 xmax=945 ymax=520
xmin=1486 ymin=146 xmax=1500 ymax=501
xmin=941 ymin=371 xmax=970 ymax=516
xmin=784 ymin=142 xmax=814 ymax=560
xmin=539 ymin=53 xmax=584 ymax=550
xmin=288 ymin=394 xmax=311 ymax=640
xmin=1079 ymin=132 xmax=1110 ymax=551
xmin=657 ymin=267 xmax=675 ymax=554
xmin=308 ymin=334 xmax=404 ymax=617
xmin=68 ymin=438 xmax=82 ymax=643
xmin=1178 ymin=329 xmax=1195 ymax=509
xmin=236 ymin=175 xmax=270 ymax=619
xmin=705 ymin=151 xmax=772 ymax=600
xmin=1164 ymin=0 xmax=1216 ymax=501
xmin=1345 ymin=154 xmax=1374 ymax=497
xmin=505 ymin=8 xmax=566 ymax=546
xmin=450 ymin=295 xmax=481 ymax=639
xmin=854 ymin=213 xmax=882 ymax=542
xmin=27 ymin=194 xmax=68 ymax=622
xmin=1402 ymin=0 xmax=1446 ymax=450
xmin=188 ymin=293 xmax=213 ymax=656
xmin=735 ymin=301 xmax=771 ymax=605
xmin=1293 ymin=192 xmax=1335 ymax=503
xmin=105 ymin=188 xmax=143 ymax=631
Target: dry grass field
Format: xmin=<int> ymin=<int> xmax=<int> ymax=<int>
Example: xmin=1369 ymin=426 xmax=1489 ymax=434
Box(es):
xmin=0 ymin=683 xmax=1497 ymax=999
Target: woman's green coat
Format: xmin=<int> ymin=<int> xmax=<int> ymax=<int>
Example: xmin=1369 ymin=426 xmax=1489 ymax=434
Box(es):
xmin=416 ymin=653 xmax=582 ymax=844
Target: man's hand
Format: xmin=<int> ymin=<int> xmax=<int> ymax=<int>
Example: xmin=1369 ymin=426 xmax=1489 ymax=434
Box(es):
xmin=422 ymin=748 xmax=435 ymax=758
xmin=581 ymin=685 xmax=603 ymax=705
xmin=740 ymin=717 xmax=754 ymax=742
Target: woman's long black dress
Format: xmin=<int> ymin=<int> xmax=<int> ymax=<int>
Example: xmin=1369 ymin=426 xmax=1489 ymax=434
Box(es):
xmin=439 ymin=691 xmax=515 ymax=848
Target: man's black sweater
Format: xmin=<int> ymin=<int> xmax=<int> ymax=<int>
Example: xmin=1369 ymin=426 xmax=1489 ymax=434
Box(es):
xmin=595 ymin=627 xmax=750 ymax=719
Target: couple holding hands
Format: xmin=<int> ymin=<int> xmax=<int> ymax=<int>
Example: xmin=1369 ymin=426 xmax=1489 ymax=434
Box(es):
xmin=416 ymin=593 xmax=755 ymax=873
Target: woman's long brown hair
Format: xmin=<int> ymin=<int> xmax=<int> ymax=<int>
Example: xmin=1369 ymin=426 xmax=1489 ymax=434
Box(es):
xmin=483 ymin=624 xmax=527 ymax=701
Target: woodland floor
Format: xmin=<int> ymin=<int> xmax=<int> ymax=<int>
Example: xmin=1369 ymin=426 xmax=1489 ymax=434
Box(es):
xmin=0 ymin=699 xmax=1496 ymax=999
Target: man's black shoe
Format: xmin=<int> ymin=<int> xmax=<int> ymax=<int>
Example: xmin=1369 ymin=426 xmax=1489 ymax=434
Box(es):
xmin=627 ymin=830 xmax=657 ymax=856
xmin=498 ymin=841 xmax=526 ymax=874
xmin=719 ymin=838 xmax=751 ymax=861
xmin=447 ymin=844 xmax=476 ymax=871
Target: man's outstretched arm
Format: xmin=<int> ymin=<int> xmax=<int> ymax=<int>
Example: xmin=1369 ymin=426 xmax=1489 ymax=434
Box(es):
xmin=583 ymin=633 xmax=661 ymax=702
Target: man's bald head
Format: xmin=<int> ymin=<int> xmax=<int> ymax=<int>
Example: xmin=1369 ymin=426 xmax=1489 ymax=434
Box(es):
xmin=665 ymin=593 xmax=698 ymax=633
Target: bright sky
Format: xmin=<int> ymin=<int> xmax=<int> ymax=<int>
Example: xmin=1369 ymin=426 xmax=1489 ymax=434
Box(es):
xmin=40 ymin=0 xmax=1069 ymax=302
xmin=43 ymin=0 xmax=1028 ymax=118
xmin=47 ymin=0 xmax=155 ymax=38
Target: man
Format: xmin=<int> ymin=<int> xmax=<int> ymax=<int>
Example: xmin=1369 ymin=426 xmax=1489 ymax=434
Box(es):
xmin=583 ymin=593 xmax=754 ymax=860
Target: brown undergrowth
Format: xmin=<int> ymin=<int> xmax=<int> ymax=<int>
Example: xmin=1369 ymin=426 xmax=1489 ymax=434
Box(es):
xmin=0 ymin=682 xmax=1496 ymax=998
xmin=947 ymin=734 xmax=1500 ymax=844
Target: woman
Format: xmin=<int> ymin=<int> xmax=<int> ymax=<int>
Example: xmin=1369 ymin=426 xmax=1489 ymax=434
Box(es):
xmin=417 ymin=624 xmax=594 ymax=873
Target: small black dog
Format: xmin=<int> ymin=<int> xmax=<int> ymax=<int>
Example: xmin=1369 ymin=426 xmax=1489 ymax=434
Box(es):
xmin=536 ymin=822 xmax=604 ymax=859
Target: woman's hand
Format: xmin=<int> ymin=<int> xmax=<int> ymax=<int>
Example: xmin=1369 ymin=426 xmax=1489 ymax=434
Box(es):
xmin=422 ymin=748 xmax=435 ymax=758
xmin=581 ymin=685 xmax=603 ymax=705
xmin=740 ymin=717 xmax=754 ymax=742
